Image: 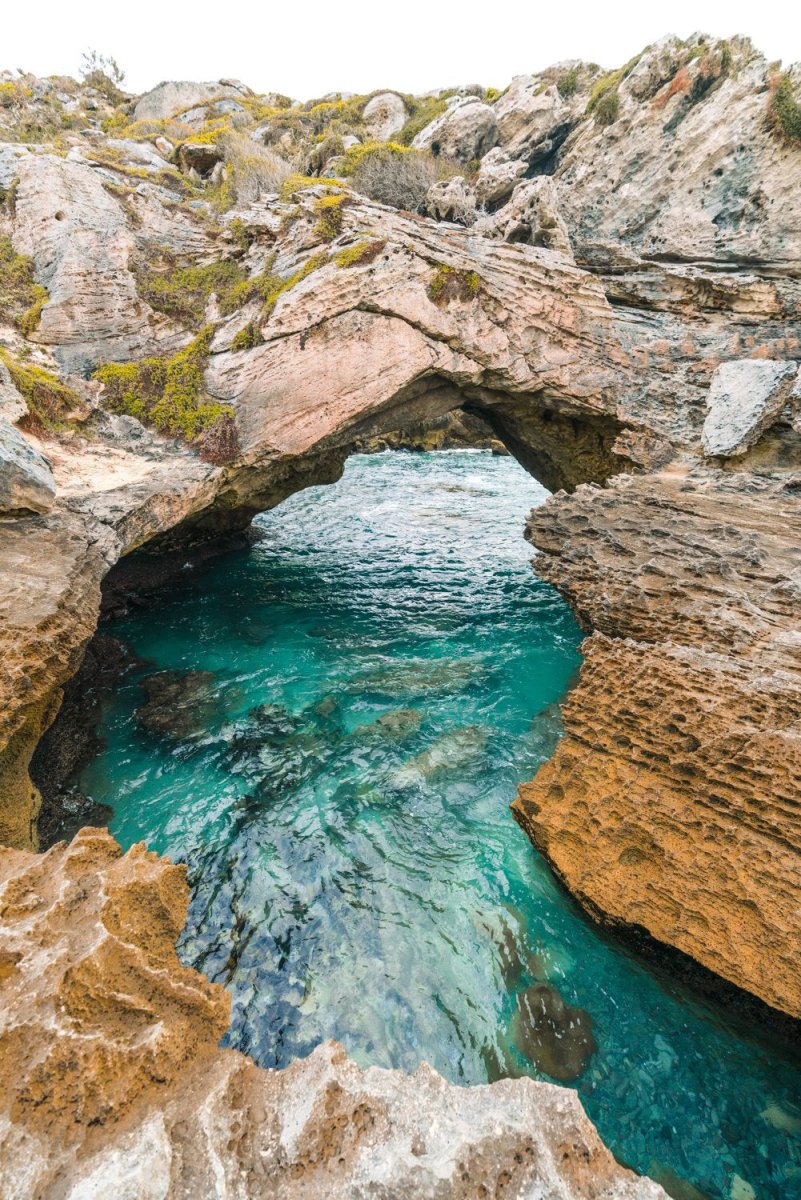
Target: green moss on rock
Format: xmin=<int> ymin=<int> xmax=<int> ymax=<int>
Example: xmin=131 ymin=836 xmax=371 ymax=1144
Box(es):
xmin=0 ymin=236 xmax=49 ymax=336
xmin=0 ymin=349 xmax=79 ymax=432
xmin=133 ymin=256 xmax=248 ymax=329
xmin=335 ymin=239 xmax=387 ymax=268
xmin=426 ymin=264 xmax=481 ymax=307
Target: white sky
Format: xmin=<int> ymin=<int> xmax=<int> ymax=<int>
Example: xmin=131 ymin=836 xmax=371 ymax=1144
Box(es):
xmin=3 ymin=0 xmax=796 ymax=100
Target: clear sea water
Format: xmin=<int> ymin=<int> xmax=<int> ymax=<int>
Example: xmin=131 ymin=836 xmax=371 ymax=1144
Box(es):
xmin=80 ymin=451 xmax=801 ymax=1200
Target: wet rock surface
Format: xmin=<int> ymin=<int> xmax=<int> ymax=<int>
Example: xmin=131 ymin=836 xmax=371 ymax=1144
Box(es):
xmin=0 ymin=828 xmax=665 ymax=1199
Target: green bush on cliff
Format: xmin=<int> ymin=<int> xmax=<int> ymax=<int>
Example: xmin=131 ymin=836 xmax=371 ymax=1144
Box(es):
xmin=426 ymin=264 xmax=481 ymax=307
xmin=313 ymin=192 xmax=352 ymax=240
xmin=345 ymin=143 xmax=457 ymax=212
xmin=768 ymin=74 xmax=801 ymax=146
xmin=557 ymin=68 xmax=580 ymax=99
xmin=586 ymin=53 xmax=642 ymax=124
xmin=132 ymin=256 xmax=248 ymax=329
xmin=0 ymin=349 xmax=79 ymax=432
xmin=593 ymin=91 xmax=620 ymax=126
xmin=0 ymin=236 xmax=49 ymax=335
xmin=93 ymin=329 xmax=239 ymax=462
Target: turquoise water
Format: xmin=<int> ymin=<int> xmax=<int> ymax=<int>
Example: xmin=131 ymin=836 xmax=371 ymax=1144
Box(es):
xmin=81 ymin=451 xmax=801 ymax=1200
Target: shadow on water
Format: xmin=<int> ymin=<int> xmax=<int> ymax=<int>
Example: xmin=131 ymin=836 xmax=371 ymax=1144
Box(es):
xmin=74 ymin=452 xmax=801 ymax=1200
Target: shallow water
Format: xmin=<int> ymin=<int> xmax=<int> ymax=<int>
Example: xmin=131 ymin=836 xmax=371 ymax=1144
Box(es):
xmin=81 ymin=451 xmax=801 ymax=1200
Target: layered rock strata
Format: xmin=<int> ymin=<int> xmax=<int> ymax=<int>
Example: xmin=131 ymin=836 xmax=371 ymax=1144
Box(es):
xmin=0 ymin=828 xmax=665 ymax=1199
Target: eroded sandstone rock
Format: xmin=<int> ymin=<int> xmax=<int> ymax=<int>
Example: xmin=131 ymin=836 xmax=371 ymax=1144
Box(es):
xmin=515 ymin=470 xmax=801 ymax=1019
xmin=0 ymin=828 xmax=666 ymax=1199
xmin=133 ymin=79 xmax=252 ymax=122
xmin=413 ymin=97 xmax=499 ymax=160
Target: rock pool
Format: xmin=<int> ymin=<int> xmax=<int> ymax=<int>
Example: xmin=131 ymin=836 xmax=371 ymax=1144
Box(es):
xmin=80 ymin=451 xmax=801 ymax=1200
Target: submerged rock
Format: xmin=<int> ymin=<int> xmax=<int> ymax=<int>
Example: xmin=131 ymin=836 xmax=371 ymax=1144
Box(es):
xmin=352 ymin=708 xmax=422 ymax=742
xmin=353 ymin=658 xmax=484 ymax=698
xmin=510 ymin=982 xmax=597 ymax=1083
xmin=394 ymin=724 xmax=487 ymax=784
xmin=134 ymin=669 xmax=218 ymax=739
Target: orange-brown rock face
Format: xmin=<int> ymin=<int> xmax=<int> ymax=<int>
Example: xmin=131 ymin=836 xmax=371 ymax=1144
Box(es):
xmin=514 ymin=469 xmax=801 ymax=1019
xmin=0 ymin=828 xmax=665 ymax=1199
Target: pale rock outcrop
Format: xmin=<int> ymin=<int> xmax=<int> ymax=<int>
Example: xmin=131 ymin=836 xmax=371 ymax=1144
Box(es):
xmin=133 ymin=79 xmax=251 ymax=122
xmin=0 ymin=361 xmax=26 ymax=424
xmin=0 ymin=419 xmax=56 ymax=513
xmin=0 ymin=827 xmax=666 ymax=1200
xmin=0 ymin=144 xmax=32 ymax=190
xmin=362 ymin=91 xmax=408 ymax=141
xmin=493 ymin=77 xmax=573 ymax=164
xmin=702 ymin=360 xmax=799 ymax=457
xmin=413 ymin=97 xmax=499 ymax=160
xmin=474 ymin=146 xmax=528 ymax=208
xmin=555 ymin=38 xmax=801 ymax=264
xmin=11 ymin=156 xmax=157 ymax=373
xmin=476 ymin=177 xmax=574 ymax=257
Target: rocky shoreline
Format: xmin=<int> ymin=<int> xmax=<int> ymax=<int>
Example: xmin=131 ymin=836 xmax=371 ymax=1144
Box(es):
xmin=1 ymin=33 xmax=800 ymax=1195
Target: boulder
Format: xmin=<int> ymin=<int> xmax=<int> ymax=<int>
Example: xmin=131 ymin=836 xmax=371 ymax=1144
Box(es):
xmin=133 ymin=79 xmax=251 ymax=122
xmin=0 ymin=418 xmax=56 ymax=513
xmin=702 ymin=360 xmax=798 ymax=457
xmin=413 ymin=97 xmax=498 ymax=161
xmin=426 ymin=175 xmax=477 ymax=224
xmin=362 ymin=92 xmax=408 ymax=142
xmin=474 ymin=147 xmax=527 ymax=208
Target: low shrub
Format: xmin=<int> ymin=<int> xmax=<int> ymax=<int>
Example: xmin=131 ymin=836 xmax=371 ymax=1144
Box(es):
xmin=768 ymin=74 xmax=801 ymax=146
xmin=586 ymin=53 xmax=642 ymax=122
xmin=346 ymin=143 xmax=457 ymax=212
xmin=557 ymin=68 xmax=579 ymax=99
xmin=279 ymin=174 xmax=348 ymax=199
xmin=313 ymin=192 xmax=352 ymax=239
xmin=93 ymin=328 xmax=239 ymax=461
xmin=0 ymin=349 xmax=79 ymax=432
xmin=426 ymin=265 xmax=481 ymax=307
xmin=219 ymin=131 xmax=294 ymax=204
